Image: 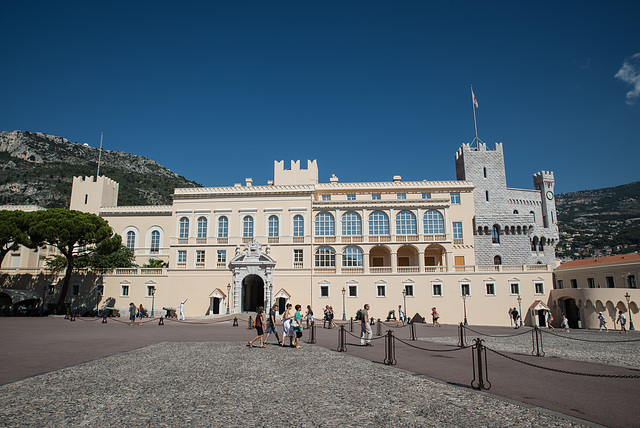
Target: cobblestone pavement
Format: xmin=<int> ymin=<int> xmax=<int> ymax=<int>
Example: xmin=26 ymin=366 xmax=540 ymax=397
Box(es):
xmin=424 ymin=328 xmax=640 ymax=369
xmin=0 ymin=342 xmax=589 ymax=427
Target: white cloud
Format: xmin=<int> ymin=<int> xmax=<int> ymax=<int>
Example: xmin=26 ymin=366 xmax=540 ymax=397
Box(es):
xmin=615 ymin=53 xmax=640 ymax=105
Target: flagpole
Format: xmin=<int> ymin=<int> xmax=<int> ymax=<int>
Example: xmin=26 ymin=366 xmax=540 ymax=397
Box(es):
xmin=471 ymin=85 xmax=478 ymax=147
xmin=96 ymin=132 xmax=103 ymax=178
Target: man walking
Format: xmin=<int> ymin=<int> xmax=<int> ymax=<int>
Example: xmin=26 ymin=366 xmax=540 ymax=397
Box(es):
xmin=264 ymin=303 xmax=282 ymax=345
xmin=360 ymin=304 xmax=372 ymax=346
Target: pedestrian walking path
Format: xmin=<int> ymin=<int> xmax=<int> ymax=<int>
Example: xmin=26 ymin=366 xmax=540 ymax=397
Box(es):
xmin=1 ymin=317 xmax=637 ymax=427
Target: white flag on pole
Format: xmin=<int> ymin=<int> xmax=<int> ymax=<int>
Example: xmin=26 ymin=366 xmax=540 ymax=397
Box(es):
xmin=472 ymin=89 xmax=479 ymax=108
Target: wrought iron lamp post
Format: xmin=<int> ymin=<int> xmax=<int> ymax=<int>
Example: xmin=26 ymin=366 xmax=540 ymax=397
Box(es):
xmin=402 ymin=288 xmax=407 ymax=322
xmin=462 ymin=292 xmax=468 ymax=326
xmin=342 ymin=287 xmax=346 ymax=321
xmin=625 ymin=292 xmax=635 ymax=330
xmin=517 ymin=295 xmax=523 ymax=327
xmin=150 ymin=286 xmax=156 ymax=318
xmin=226 ymin=283 xmax=231 ymax=315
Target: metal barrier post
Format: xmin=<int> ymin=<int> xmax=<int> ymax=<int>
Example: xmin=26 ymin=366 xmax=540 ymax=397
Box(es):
xmin=248 ymin=316 xmax=253 ymax=329
xmin=158 ymin=316 xmax=164 ymax=325
xmin=458 ymin=322 xmax=467 ymax=347
xmin=337 ymin=325 xmax=347 ymax=352
xmin=471 ymin=338 xmax=491 ymax=391
xmin=410 ymin=322 xmax=416 ymax=340
xmin=531 ymin=326 xmax=545 ymax=357
xmin=384 ymin=330 xmax=397 ymax=365
xmin=350 ymin=317 xmax=354 ymax=332
xmin=376 ymin=319 xmax=382 ymax=336
xmin=308 ymin=323 xmax=317 ymax=344
xmin=102 ymin=316 xmax=108 ymax=324
xmin=233 ymin=317 xmax=238 ymax=326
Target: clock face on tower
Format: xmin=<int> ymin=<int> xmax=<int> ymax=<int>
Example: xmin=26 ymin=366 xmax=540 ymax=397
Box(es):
xmin=546 ymin=191 xmax=554 ymax=200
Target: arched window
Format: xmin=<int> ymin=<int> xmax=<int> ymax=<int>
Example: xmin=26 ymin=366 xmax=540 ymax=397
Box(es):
xmin=539 ymin=237 xmax=545 ymax=251
xmin=197 ymin=217 xmax=207 ymax=238
xmin=494 ymin=255 xmax=502 ymax=265
xmin=513 ymin=210 xmax=519 ymax=214
xmin=243 ymin=216 xmax=254 ymax=238
xmin=491 ymin=225 xmax=500 ymax=244
xmin=395 ymin=211 xmax=417 ymax=235
xmin=179 ymin=217 xmax=189 ymax=239
xmin=423 ymin=210 xmax=444 ymax=234
xmin=126 ymin=231 xmax=136 ymax=250
xmin=341 ymin=212 xmax=362 ymax=236
xmin=293 ymin=215 xmax=304 ymax=237
xmin=369 ymin=211 xmax=389 ymax=235
xmin=218 ymin=216 xmax=228 ymax=238
xmin=268 ymin=215 xmax=279 ymax=237
xmin=314 ymin=247 xmax=335 ymax=267
xmin=150 ymin=230 xmax=160 ymax=254
xmin=531 ymin=236 xmax=538 ymax=251
xmin=343 ymin=246 xmax=363 ymax=267
xmin=314 ymin=212 xmax=335 ymax=236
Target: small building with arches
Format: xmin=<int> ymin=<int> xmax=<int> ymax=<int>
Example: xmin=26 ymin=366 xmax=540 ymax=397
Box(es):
xmin=552 ymin=253 xmax=639 ymax=329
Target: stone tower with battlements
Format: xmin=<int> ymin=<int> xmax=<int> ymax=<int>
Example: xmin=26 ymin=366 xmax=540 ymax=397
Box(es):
xmin=455 ymin=143 xmax=558 ymax=266
xmin=69 ymin=176 xmax=119 ymax=214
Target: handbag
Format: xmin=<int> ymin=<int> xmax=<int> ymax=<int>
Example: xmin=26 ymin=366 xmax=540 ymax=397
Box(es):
xmin=291 ymin=319 xmax=299 ymax=328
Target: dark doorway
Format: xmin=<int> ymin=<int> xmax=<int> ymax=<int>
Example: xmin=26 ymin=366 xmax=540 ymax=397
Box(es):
xmin=212 ymin=297 xmax=220 ymax=315
xmin=242 ymin=274 xmax=264 ymax=312
xmin=564 ymin=299 xmax=580 ymax=329
xmin=537 ymin=311 xmax=547 ymax=327
xmin=278 ymin=297 xmax=287 ymax=315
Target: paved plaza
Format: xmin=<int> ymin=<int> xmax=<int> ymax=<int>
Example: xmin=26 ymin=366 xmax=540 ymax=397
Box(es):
xmin=1 ymin=316 xmax=639 ymax=427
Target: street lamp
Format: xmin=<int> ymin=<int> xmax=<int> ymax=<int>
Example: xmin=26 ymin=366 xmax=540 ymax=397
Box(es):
xmin=402 ymin=288 xmax=407 ymax=322
xmin=624 ymin=292 xmax=635 ymax=331
xmin=269 ymin=283 xmax=273 ymax=310
xmin=150 ymin=286 xmax=156 ymax=318
xmin=226 ymin=283 xmax=231 ymax=315
xmin=517 ymin=295 xmax=523 ymax=327
xmin=342 ymin=287 xmax=346 ymax=321
xmin=462 ymin=292 xmax=468 ymax=325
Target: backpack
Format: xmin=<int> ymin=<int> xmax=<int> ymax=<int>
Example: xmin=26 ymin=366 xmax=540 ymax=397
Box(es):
xmin=355 ymin=309 xmax=363 ymax=321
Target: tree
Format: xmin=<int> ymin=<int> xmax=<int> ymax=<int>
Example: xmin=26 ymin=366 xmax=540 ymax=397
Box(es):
xmin=45 ymin=243 xmax=136 ymax=274
xmin=0 ymin=210 xmax=29 ymax=266
xmin=26 ymin=209 xmax=120 ymax=308
xmin=142 ymin=258 xmax=167 ymax=268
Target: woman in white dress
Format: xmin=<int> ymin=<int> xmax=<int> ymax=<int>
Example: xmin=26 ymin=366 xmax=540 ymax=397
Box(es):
xmin=281 ymin=303 xmax=294 ymax=347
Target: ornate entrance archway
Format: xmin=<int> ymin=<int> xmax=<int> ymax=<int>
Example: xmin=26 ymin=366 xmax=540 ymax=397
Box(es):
xmin=228 ymin=241 xmax=276 ymax=313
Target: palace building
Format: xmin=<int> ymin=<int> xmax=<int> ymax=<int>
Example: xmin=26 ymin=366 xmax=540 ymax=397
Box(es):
xmin=2 ymin=142 xmax=562 ymax=326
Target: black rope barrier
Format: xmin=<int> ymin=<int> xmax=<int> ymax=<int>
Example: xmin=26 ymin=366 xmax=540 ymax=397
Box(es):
xmin=394 ymin=336 xmax=471 ymax=352
xmin=464 ymin=325 xmax=532 ymax=338
xmin=541 ymin=329 xmax=640 ymax=343
xmin=485 ymin=346 xmax=640 ymax=378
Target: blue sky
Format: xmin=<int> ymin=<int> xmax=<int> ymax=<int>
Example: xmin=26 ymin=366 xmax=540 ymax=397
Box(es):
xmin=1 ymin=1 xmax=639 ymax=194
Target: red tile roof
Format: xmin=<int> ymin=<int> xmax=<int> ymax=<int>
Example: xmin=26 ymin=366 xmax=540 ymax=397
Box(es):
xmin=557 ymin=253 xmax=640 ymax=269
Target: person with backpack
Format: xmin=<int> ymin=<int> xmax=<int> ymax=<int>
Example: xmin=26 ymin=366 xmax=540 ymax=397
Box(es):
xmin=397 ymin=305 xmax=405 ymax=326
xmin=358 ymin=304 xmax=372 ymax=346
xmin=598 ymin=311 xmax=608 ymax=332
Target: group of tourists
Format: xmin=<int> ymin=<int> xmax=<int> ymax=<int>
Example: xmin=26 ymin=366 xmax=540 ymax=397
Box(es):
xmin=248 ymin=303 xmax=314 ymax=348
xmin=127 ymin=303 xmax=147 ymax=326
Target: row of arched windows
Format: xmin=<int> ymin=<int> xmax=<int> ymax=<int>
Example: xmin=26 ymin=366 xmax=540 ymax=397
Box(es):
xmin=126 ymin=229 xmax=161 ymax=254
xmin=177 ymin=210 xmax=445 ymax=238
xmin=315 ymin=246 xmax=364 ymax=267
xmin=315 ymin=210 xmax=444 ymax=236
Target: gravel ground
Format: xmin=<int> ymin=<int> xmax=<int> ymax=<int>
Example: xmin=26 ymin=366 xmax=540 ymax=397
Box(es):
xmin=0 ymin=342 xmax=588 ymax=427
xmin=423 ymin=328 xmax=640 ymax=369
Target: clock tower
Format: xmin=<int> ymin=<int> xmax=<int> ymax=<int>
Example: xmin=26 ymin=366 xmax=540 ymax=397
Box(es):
xmin=533 ymin=171 xmax=556 ymax=230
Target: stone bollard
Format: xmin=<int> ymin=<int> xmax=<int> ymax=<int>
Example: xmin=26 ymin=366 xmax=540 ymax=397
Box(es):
xmin=248 ymin=316 xmax=253 ymax=329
